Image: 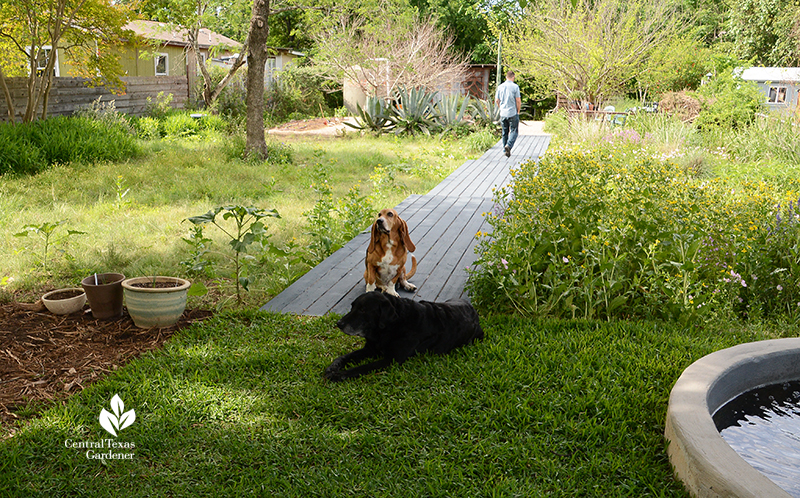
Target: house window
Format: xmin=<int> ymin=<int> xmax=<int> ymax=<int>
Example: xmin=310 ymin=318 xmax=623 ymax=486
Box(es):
xmin=29 ymin=46 xmax=59 ymax=77
xmin=768 ymin=86 xmax=787 ymax=103
xmin=155 ymin=54 xmax=169 ymax=76
xmin=198 ymin=52 xmax=207 ymax=67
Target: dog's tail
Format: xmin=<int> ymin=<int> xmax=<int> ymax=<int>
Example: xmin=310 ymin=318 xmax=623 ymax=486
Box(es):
xmin=406 ymin=255 xmax=417 ymax=279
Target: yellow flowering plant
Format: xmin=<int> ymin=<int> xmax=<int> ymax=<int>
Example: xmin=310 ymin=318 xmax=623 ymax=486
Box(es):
xmin=467 ymin=141 xmax=800 ymax=322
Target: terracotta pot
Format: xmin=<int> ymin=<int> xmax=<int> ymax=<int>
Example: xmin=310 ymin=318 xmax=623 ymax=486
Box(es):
xmin=81 ymin=273 xmax=125 ymax=320
xmin=42 ymin=288 xmax=87 ymax=315
xmin=122 ymin=276 xmax=190 ymax=329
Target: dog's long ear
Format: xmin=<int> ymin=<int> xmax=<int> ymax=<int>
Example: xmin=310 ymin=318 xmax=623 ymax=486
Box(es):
xmin=368 ymin=220 xmax=380 ymax=253
xmin=398 ymin=217 xmax=416 ymax=252
xmin=379 ymin=293 xmax=399 ymax=327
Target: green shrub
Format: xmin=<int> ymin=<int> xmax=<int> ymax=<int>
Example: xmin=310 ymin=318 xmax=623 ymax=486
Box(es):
xmin=0 ymin=125 xmax=45 ymax=175
xmin=389 ymin=86 xmax=438 ymax=136
xmin=74 ymin=97 xmax=135 ymax=134
xmin=163 ymin=112 xmax=200 ymax=138
xmin=345 ymin=97 xmax=394 ymax=134
xmin=463 ymin=126 xmax=499 ymax=154
xmin=0 ymin=116 xmax=138 ymax=174
xmin=698 ymin=114 xmax=800 ymax=167
xmin=542 ymin=109 xmax=569 ymax=137
xmin=136 ymin=116 xmax=162 ymax=140
xmin=145 ymin=91 xmax=175 ymax=119
xmin=470 ymin=97 xmax=501 ymax=128
xmin=435 ymin=94 xmax=470 ymax=128
xmin=627 ymin=112 xmax=695 ymax=152
xmin=200 ymin=114 xmax=228 ymax=133
xmin=694 ymin=70 xmax=764 ymax=132
xmin=265 ymin=65 xmax=331 ymax=122
xmin=191 ymin=66 xmax=248 ymax=122
xmin=467 ymin=141 xmax=800 ymax=322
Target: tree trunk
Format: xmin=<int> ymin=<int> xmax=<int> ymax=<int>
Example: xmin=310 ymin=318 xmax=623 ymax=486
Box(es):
xmin=0 ymin=67 xmax=15 ymax=122
xmin=245 ymin=0 xmax=270 ymax=159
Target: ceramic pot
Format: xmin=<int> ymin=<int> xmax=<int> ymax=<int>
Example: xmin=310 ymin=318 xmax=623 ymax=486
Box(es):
xmin=42 ymin=288 xmax=87 ymax=315
xmin=81 ymin=273 xmax=125 ymax=320
xmin=122 ymin=276 xmax=191 ymax=329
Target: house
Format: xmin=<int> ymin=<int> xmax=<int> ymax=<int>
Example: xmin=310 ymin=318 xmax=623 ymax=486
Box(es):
xmin=30 ymin=20 xmax=241 ymax=80
xmin=264 ymin=47 xmax=305 ymax=87
xmin=738 ymin=67 xmax=800 ymax=115
xmin=122 ymin=20 xmax=242 ymax=92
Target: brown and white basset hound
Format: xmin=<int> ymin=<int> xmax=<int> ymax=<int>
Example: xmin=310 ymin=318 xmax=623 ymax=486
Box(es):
xmin=364 ymin=208 xmax=417 ymax=297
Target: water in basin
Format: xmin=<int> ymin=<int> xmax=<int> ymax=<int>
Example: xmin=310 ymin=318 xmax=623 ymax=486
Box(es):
xmin=713 ymin=380 xmax=800 ymax=497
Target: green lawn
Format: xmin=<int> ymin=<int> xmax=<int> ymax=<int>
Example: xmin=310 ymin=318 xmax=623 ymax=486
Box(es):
xmin=3 ymin=119 xmax=798 ymax=496
xmin=0 ymin=133 xmax=478 ymax=307
xmin=1 ymin=310 xmax=790 ymax=496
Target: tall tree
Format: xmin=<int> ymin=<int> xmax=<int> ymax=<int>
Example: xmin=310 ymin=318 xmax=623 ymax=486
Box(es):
xmin=0 ymin=0 xmax=135 ymax=122
xmin=410 ymin=0 xmax=522 ymax=63
xmin=502 ymin=0 xmax=681 ymax=106
xmin=244 ymin=0 xmax=270 ymax=157
xmin=725 ymin=0 xmax=800 ymax=66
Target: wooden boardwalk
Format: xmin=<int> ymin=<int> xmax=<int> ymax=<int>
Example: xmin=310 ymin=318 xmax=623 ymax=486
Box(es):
xmin=262 ymin=134 xmax=551 ymax=316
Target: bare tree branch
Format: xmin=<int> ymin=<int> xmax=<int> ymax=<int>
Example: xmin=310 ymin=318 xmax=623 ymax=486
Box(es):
xmin=503 ymin=0 xmax=679 ymax=106
xmin=313 ymin=15 xmax=469 ymax=99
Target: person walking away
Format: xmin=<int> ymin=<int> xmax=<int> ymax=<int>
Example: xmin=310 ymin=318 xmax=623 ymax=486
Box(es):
xmin=495 ymin=70 xmax=521 ymax=158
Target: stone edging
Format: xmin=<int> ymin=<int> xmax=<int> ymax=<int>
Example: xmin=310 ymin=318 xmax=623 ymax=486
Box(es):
xmin=665 ymin=337 xmax=800 ymax=497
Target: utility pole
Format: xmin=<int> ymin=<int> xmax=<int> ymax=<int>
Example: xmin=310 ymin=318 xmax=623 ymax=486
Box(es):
xmin=496 ymin=32 xmax=502 ymax=87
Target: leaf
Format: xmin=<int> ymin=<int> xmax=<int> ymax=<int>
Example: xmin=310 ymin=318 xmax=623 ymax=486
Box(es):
xmin=99 ymin=408 xmax=118 ymax=437
xmin=187 ymin=210 xmax=218 ymax=225
xmin=230 ymin=239 xmax=249 ymax=253
xmin=249 ymin=222 xmax=267 ymax=236
xmin=188 ymin=282 xmax=208 ymax=297
xmin=110 ymin=394 xmax=124 ymax=417
xmin=608 ymin=295 xmax=628 ymax=312
xmin=118 ymin=409 xmax=136 ymax=431
xmin=239 ymin=276 xmax=250 ymax=292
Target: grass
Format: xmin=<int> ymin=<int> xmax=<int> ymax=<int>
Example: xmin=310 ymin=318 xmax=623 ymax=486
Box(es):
xmin=0 ymin=132 xmax=475 ymax=307
xmin=3 ymin=310 xmax=791 ymax=496
xmin=3 ymin=113 xmax=798 ymax=495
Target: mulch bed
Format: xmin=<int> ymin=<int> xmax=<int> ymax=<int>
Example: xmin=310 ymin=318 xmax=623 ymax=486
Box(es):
xmin=0 ymin=302 xmax=212 ymax=436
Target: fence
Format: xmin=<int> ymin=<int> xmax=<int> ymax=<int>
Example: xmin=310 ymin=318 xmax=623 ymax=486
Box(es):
xmin=0 ymin=76 xmax=188 ymax=121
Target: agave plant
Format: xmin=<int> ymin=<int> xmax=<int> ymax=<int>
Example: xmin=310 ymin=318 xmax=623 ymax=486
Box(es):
xmin=389 ymin=86 xmax=439 ymax=136
xmin=470 ymin=98 xmax=500 ymax=127
xmin=345 ymin=97 xmax=393 ymax=134
xmin=435 ymin=94 xmax=471 ymax=127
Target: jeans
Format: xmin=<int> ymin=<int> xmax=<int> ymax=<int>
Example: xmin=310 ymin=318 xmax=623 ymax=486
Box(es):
xmin=501 ymin=115 xmax=519 ymax=151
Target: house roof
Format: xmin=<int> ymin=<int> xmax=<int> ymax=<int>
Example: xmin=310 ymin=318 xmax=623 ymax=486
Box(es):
xmin=738 ymin=67 xmax=800 ymax=83
xmin=125 ymin=20 xmax=242 ymax=51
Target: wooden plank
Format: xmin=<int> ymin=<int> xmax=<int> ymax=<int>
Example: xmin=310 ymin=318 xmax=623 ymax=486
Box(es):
xmin=260 ymin=232 xmax=370 ymax=313
xmin=413 ymin=197 xmax=493 ymax=301
xmin=298 ymin=194 xmax=447 ymax=314
xmin=261 ymin=195 xmax=430 ymax=313
xmin=433 ymin=202 xmax=496 ymax=302
xmin=261 ymin=132 xmax=552 ymax=316
xmin=426 ymin=160 xmax=478 ymax=197
xmin=448 ymin=156 xmax=497 ymax=198
xmin=274 ymin=195 xmax=470 ymax=315
xmin=0 ymin=76 xmax=188 ymax=120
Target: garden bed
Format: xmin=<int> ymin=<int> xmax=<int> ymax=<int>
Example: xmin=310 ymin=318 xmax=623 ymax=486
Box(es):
xmin=0 ymin=303 xmax=211 ymax=436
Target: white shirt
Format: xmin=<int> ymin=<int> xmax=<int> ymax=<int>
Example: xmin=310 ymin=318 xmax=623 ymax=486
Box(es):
xmin=495 ymin=80 xmax=521 ymax=118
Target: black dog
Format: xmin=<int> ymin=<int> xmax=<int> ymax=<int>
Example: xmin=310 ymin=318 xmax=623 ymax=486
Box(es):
xmin=323 ymin=291 xmax=484 ymax=381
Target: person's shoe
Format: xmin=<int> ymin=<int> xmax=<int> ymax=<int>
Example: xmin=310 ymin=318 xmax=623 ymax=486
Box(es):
xmin=504 ymin=146 xmax=511 ymax=157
